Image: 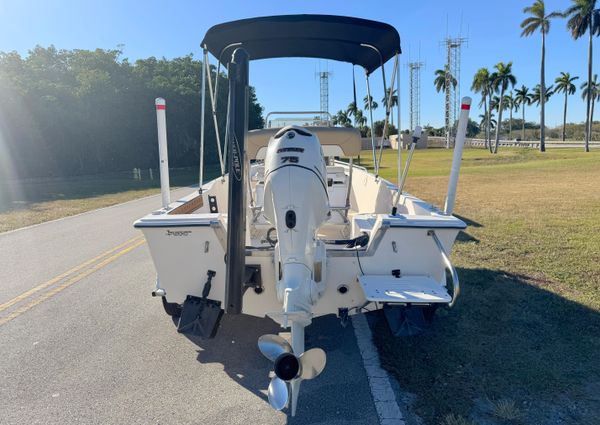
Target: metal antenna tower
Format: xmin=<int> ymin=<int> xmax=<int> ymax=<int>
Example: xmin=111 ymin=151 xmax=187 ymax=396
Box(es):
xmin=408 ymin=61 xmax=424 ymax=130
xmin=441 ymin=37 xmax=467 ymax=147
xmin=317 ymin=71 xmax=332 ymax=122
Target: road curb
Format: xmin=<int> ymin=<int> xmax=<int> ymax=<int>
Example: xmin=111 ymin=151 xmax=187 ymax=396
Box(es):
xmin=353 ymin=314 xmax=405 ymax=425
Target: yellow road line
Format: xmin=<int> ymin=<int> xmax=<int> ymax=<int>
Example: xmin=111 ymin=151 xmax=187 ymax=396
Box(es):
xmin=0 ymin=236 xmax=143 ymax=313
xmin=0 ymin=239 xmax=146 ymax=327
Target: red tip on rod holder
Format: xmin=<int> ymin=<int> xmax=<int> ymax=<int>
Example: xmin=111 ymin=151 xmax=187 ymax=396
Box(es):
xmin=155 ymin=98 xmax=166 ymax=110
xmin=461 ymin=103 xmax=470 ymax=110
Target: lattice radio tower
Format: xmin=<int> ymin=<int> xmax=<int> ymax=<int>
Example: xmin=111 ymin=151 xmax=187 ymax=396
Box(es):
xmin=408 ymin=61 xmax=424 ymax=131
xmin=317 ymin=71 xmax=332 ymax=122
xmin=441 ymin=37 xmax=468 ymax=147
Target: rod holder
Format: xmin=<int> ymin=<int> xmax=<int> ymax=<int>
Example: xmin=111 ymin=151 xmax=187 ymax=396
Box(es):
xmin=155 ymin=98 xmax=171 ymax=209
xmin=444 ymin=97 xmax=471 ymax=215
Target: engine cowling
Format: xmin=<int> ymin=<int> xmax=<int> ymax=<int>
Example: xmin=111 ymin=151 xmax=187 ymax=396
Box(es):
xmin=263 ymin=126 xmax=329 ymax=325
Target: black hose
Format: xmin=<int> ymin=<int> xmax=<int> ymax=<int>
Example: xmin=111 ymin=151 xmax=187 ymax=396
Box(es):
xmin=266 ymin=227 xmax=278 ymax=246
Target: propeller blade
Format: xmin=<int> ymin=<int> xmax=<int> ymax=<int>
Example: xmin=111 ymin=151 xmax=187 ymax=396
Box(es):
xmin=290 ymin=378 xmax=301 ymax=416
xmin=299 ymin=348 xmax=326 ymax=380
xmin=267 ymin=377 xmax=288 ymax=411
xmin=258 ymin=334 xmax=292 ymax=362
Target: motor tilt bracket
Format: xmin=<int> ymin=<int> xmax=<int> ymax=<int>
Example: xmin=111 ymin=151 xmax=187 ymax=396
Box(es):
xmin=243 ymin=265 xmax=263 ymax=294
xmin=338 ymin=307 xmax=349 ymax=327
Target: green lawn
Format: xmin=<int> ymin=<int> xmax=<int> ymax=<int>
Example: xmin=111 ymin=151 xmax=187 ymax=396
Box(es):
xmin=360 ymin=148 xmax=600 ymax=424
xmin=0 ymin=168 xmax=200 ymax=233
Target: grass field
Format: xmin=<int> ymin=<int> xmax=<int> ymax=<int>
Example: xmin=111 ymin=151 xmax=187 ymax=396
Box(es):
xmin=0 ymin=168 xmax=200 ymax=233
xmin=359 ymin=148 xmax=600 ymax=424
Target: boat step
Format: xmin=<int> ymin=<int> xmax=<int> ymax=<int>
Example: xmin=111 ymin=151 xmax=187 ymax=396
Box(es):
xmin=357 ymin=275 xmax=451 ymax=304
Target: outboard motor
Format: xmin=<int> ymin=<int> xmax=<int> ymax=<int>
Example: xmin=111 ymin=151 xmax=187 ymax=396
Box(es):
xmin=263 ymin=126 xmax=329 ymax=328
xmin=261 ymin=125 xmax=329 ymax=414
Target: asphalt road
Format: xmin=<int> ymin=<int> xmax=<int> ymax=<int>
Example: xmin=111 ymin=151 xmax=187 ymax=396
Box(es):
xmin=0 ymin=189 xmax=379 ymax=425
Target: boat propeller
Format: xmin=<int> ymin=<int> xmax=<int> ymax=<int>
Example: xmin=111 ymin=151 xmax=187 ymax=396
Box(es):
xmin=258 ymin=334 xmax=326 ymax=413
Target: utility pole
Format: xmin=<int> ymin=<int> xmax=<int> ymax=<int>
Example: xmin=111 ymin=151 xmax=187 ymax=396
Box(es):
xmin=441 ymin=37 xmax=467 ymax=148
xmin=408 ymin=61 xmax=424 ymax=131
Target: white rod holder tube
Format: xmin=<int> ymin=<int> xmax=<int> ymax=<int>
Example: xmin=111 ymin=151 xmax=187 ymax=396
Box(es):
xmin=444 ymin=97 xmax=471 ymax=215
xmin=155 ymin=98 xmax=171 ymax=209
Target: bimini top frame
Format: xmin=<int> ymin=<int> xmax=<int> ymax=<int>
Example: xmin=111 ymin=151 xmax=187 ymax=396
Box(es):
xmin=201 ymin=14 xmax=401 ymax=75
xmin=198 ymin=14 xmax=402 ymax=193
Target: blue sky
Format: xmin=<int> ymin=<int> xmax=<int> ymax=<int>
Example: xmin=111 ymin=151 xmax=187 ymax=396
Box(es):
xmin=0 ymin=0 xmax=597 ymax=129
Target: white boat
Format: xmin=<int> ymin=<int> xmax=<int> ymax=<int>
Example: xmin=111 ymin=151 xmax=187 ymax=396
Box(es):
xmin=134 ymin=15 xmax=471 ymax=415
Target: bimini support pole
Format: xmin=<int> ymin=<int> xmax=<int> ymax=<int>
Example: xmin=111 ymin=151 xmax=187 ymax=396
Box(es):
xmin=396 ymin=54 xmax=402 ymax=193
xmin=444 ymin=97 xmax=472 ymax=215
xmin=218 ymin=43 xmax=242 ymax=165
xmin=224 ymin=48 xmax=249 ymax=315
xmin=365 ymin=71 xmax=376 ymax=170
xmin=199 ymin=48 xmax=207 ymax=193
xmin=391 ymin=126 xmax=421 ymax=215
xmin=203 ymin=49 xmax=225 ymax=177
xmin=155 ymin=98 xmax=170 ymax=209
xmin=360 ymin=43 xmax=384 ymax=176
xmin=376 ymin=54 xmax=399 ymax=174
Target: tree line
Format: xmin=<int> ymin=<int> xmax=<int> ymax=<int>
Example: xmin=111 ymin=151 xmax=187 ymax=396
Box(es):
xmin=0 ymin=46 xmax=264 ymax=179
xmin=435 ymin=0 xmax=600 ymax=153
xmin=331 ymin=89 xmax=399 ymax=138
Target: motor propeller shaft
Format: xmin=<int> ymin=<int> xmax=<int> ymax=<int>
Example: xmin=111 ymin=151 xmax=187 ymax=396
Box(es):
xmin=258 ymin=334 xmax=326 ymax=414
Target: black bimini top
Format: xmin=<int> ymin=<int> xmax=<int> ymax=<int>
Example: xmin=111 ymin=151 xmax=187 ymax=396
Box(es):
xmin=201 ymin=14 xmax=401 ymax=75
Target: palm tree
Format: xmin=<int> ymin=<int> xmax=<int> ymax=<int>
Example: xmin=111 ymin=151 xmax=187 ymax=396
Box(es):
xmin=346 ymin=101 xmax=359 ymax=125
xmin=532 ymin=84 xmax=554 ymax=140
xmin=363 ymin=95 xmax=378 ymax=111
xmin=491 ymin=62 xmax=517 ymax=153
xmin=515 ymin=85 xmax=532 ymax=140
xmin=486 ymin=74 xmax=495 ymax=148
xmin=381 ymin=88 xmax=398 ymax=125
xmin=532 ymin=84 xmax=554 ymax=105
xmin=507 ymin=92 xmax=516 ymax=138
xmin=490 ymin=94 xmax=512 ymax=136
xmin=565 ymin=0 xmax=600 ymax=151
xmin=490 ymin=95 xmax=510 ymax=112
xmin=479 ymin=113 xmax=497 ymax=131
xmin=472 ymin=68 xmax=492 ymax=148
xmin=581 ymin=74 xmax=599 ymax=140
xmin=521 ymin=0 xmax=562 ymax=152
xmin=554 ymin=72 xmax=579 ymax=141
xmin=434 ymin=67 xmax=457 ymax=93
xmin=333 ymin=110 xmax=352 ymax=127
xmin=354 ymin=109 xmax=367 ymax=127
